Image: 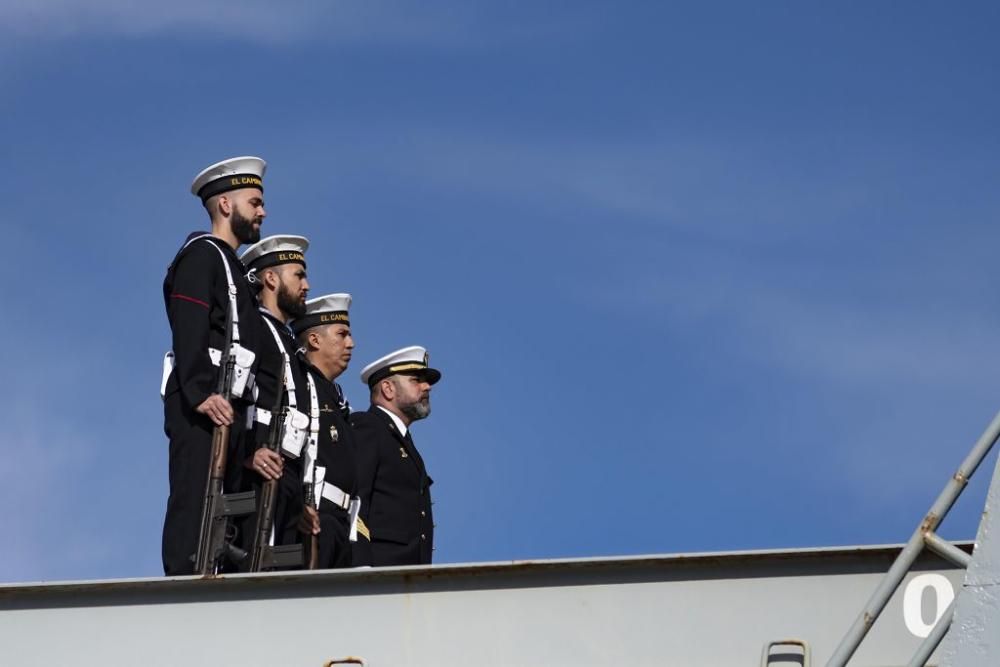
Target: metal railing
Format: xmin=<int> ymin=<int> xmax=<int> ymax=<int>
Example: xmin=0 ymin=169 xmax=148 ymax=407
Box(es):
xmin=762 ymin=639 xmax=810 ymax=666
xmin=825 ymin=409 xmax=1000 ymax=667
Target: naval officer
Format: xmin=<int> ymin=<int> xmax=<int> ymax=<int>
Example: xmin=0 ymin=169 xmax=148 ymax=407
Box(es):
xmin=161 ymin=156 xmax=267 ymax=575
xmin=351 ymin=347 xmax=441 ymax=566
xmin=238 ymin=235 xmax=312 ymax=557
xmin=291 ymin=294 xmax=363 ymax=568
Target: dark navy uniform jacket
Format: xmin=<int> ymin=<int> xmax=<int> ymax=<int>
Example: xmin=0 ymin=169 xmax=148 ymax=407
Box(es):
xmin=350 ymin=405 xmax=434 ymax=566
xmin=246 ymin=309 xmax=311 ymax=546
xmin=307 ymin=366 xmax=359 ymax=500
xmin=272 ymin=363 xmax=360 ymax=526
xmin=291 ymin=365 xmax=360 ymax=568
xmin=250 ymin=310 xmax=310 ymax=451
xmin=162 ymin=233 xmax=261 ymax=411
xmin=160 ymin=232 xmax=261 ymax=575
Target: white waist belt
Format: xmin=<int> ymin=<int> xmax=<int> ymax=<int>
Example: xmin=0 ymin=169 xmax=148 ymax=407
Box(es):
xmin=317 ymin=480 xmax=361 ymax=543
xmin=320 ymin=482 xmax=352 ymax=510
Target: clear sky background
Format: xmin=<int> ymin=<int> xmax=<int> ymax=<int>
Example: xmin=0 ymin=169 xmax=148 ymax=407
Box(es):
xmin=1 ymin=1 xmax=999 ymax=583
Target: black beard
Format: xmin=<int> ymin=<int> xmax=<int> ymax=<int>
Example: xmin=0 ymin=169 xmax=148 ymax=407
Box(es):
xmin=277 ymin=281 xmax=306 ymax=319
xmin=231 ymin=207 xmax=260 ymax=245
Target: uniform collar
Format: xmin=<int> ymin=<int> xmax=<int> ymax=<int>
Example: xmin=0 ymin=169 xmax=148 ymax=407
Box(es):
xmin=260 ymin=307 xmax=295 ymax=337
xmin=191 ymin=232 xmax=240 ymax=257
xmin=375 ymin=404 xmax=408 ymax=437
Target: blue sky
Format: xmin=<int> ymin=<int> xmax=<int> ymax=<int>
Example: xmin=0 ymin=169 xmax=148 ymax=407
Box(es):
xmin=2 ymin=1 xmax=1000 ymax=582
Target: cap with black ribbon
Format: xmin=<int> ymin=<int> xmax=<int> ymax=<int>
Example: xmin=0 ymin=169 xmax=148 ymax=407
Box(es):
xmin=360 ymin=345 xmax=441 ymax=388
xmin=190 ymin=156 xmax=266 ymax=203
xmin=240 ymin=235 xmax=309 ymax=287
xmin=291 ymin=293 xmax=352 ymax=336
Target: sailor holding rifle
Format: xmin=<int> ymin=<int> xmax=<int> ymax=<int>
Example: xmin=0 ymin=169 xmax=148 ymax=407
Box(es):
xmin=239 ymin=235 xmax=314 ymax=570
xmin=160 ymin=156 xmax=267 ymax=576
xmin=291 ymin=294 xmax=364 ymax=568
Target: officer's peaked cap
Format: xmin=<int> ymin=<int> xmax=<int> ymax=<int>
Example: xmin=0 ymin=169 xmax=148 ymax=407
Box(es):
xmin=361 ymin=346 xmax=441 ymax=388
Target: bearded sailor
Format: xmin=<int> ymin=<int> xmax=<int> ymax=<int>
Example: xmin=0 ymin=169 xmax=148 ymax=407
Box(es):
xmin=351 ymin=346 xmax=441 ymax=567
xmin=239 ymin=235 xmax=313 ymax=565
xmin=160 ymin=156 xmax=267 ymax=576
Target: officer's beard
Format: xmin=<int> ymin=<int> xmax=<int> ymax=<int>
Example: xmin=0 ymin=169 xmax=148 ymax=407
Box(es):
xmin=231 ymin=207 xmax=261 ymax=245
xmin=400 ymin=396 xmax=431 ymax=422
xmin=277 ymin=280 xmax=306 ymax=319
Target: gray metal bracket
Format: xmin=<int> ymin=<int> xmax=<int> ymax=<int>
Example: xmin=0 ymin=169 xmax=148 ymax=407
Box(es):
xmin=938 ymin=448 xmax=1000 ymax=667
xmin=826 ymin=409 xmax=1000 ymax=667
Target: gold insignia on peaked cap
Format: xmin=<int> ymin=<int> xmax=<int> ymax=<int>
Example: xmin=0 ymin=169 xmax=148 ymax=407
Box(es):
xmin=387 ymin=363 xmax=426 ymax=373
xmin=360 ymin=345 xmax=442 ymax=387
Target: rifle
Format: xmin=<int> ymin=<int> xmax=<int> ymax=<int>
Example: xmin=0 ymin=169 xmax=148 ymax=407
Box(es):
xmin=247 ymin=367 xmax=302 ymax=571
xmin=193 ymin=299 xmax=256 ymax=574
xmin=303 ymin=463 xmax=320 ymax=569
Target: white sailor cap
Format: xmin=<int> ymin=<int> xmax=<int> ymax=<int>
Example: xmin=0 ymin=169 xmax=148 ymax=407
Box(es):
xmin=190 ymin=156 xmax=266 ymax=202
xmin=360 ymin=345 xmax=441 ymax=388
xmin=290 ymin=293 xmax=352 ymax=336
xmin=240 ymin=235 xmax=309 ymax=274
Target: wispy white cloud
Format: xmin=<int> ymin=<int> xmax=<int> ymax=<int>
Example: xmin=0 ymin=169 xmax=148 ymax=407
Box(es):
xmin=328 ymin=128 xmax=881 ymax=247
xmin=328 ymin=126 xmax=1000 ymax=514
xmin=324 ymin=127 xmax=999 ymax=388
xmin=1 ymin=0 xmax=308 ymax=40
xmin=670 ymin=272 xmax=1000 ymax=387
xmin=0 ymin=0 xmax=575 ymax=46
xmin=576 ymin=220 xmax=1000 ymax=509
xmin=577 ymin=232 xmax=1000 ymax=400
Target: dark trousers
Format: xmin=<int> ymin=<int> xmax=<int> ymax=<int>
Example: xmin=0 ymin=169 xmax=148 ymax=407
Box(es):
xmin=161 ymin=393 xmax=246 ymax=576
xmin=239 ymin=468 xmax=304 ymax=570
xmin=316 ymin=499 xmax=352 ymax=569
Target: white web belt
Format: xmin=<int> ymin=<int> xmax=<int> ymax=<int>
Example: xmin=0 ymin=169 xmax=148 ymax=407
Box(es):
xmin=260 ymin=316 xmax=298 ymax=410
xmin=303 ymin=373 xmax=361 ymax=541
xmin=203 ymin=235 xmax=242 ymax=344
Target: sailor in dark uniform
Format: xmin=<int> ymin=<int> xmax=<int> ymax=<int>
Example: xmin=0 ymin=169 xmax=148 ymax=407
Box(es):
xmin=160 ymin=156 xmax=267 ymax=576
xmin=290 ymin=294 xmax=363 ymax=568
xmin=238 ymin=235 xmax=312 ymax=562
xmin=351 ymin=346 xmax=441 ymax=567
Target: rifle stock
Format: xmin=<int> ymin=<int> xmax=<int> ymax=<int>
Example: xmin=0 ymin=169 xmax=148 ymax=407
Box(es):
xmin=248 ymin=397 xmax=287 ymax=572
xmin=303 ymin=481 xmax=319 ymax=570
xmin=193 ymin=423 xmax=231 ymax=574
xmin=193 ymin=298 xmax=249 ymax=575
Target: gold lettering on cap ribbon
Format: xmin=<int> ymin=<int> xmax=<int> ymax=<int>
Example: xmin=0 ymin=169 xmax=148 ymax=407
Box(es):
xmin=229 ymin=176 xmax=262 ymax=186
